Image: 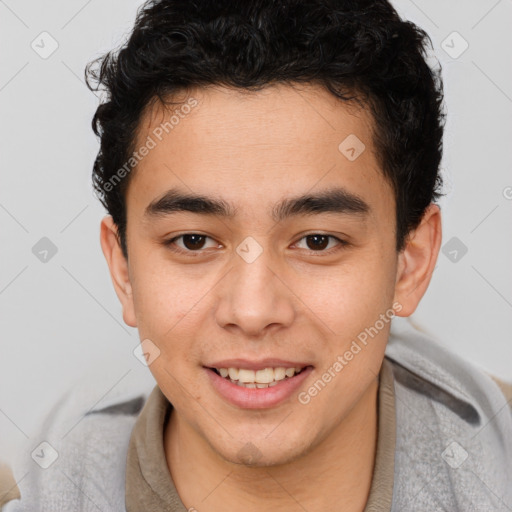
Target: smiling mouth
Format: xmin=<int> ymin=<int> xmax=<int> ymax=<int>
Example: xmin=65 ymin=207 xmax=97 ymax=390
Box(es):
xmin=208 ymin=366 xmax=310 ymax=389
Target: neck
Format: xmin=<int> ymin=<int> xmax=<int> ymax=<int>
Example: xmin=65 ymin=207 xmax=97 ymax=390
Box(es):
xmin=164 ymin=376 xmax=379 ymax=512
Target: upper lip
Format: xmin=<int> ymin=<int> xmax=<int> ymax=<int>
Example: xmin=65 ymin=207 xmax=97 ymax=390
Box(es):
xmin=205 ymin=359 xmax=312 ymax=371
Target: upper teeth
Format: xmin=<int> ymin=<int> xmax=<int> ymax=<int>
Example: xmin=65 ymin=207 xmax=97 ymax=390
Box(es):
xmin=217 ymin=367 xmax=303 ymax=383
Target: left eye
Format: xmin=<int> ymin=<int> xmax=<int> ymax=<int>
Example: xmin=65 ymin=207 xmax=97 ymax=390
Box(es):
xmin=294 ymin=234 xmax=344 ymax=252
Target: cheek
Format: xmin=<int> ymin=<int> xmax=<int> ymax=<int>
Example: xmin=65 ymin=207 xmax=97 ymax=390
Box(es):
xmin=302 ymin=271 xmax=393 ymax=420
xmin=290 ymin=255 xmax=396 ymax=343
xmin=129 ymin=250 xmax=206 ymax=335
xmin=129 ymin=253 xmax=220 ymax=393
xmin=130 ymin=258 xmax=206 ymax=399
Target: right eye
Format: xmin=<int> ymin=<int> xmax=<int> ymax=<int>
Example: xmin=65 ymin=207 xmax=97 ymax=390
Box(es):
xmin=163 ymin=233 xmax=220 ymax=255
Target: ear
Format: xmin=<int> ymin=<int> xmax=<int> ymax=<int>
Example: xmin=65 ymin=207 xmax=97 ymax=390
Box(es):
xmin=100 ymin=215 xmax=137 ymax=328
xmin=393 ymin=204 xmax=442 ymax=317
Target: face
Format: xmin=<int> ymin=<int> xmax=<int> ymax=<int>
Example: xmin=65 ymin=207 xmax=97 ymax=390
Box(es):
xmin=101 ymin=83 xmax=438 ymax=467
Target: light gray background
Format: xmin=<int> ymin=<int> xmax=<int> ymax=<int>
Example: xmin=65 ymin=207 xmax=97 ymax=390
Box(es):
xmin=1 ymin=0 xmax=511 ymax=465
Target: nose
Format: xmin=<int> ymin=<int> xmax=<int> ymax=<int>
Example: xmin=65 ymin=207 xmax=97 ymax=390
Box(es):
xmin=214 ymin=248 xmax=296 ymax=338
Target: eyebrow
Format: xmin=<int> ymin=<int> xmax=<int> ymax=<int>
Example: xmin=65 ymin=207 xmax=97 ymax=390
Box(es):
xmin=144 ymin=186 xmax=370 ymax=223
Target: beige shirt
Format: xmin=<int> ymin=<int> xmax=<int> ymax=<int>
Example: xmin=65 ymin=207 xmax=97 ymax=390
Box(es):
xmin=125 ymin=358 xmax=397 ymax=511
xmin=0 ymin=464 xmax=20 ymax=509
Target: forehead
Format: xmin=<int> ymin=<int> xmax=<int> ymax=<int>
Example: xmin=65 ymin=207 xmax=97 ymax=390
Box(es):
xmin=127 ymin=83 xmax=393 ymax=224
xmin=136 ymin=83 xmax=374 ymax=153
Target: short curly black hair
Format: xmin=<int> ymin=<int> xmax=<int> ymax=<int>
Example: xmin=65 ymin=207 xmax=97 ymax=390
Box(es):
xmin=86 ymin=0 xmax=445 ymax=259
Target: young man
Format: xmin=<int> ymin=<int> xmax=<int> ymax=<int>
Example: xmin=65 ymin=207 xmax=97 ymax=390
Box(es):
xmin=3 ymin=0 xmax=511 ymax=510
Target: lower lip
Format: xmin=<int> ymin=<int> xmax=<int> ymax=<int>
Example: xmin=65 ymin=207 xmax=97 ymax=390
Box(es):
xmin=205 ymin=366 xmax=313 ymax=409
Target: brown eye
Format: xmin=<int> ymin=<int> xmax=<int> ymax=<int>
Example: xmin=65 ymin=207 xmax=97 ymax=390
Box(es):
xmin=295 ymin=234 xmax=345 ymax=253
xmin=181 ymin=234 xmax=207 ymax=250
xmin=305 ymin=234 xmax=329 ymax=250
xmin=164 ymin=234 xmax=218 ymax=254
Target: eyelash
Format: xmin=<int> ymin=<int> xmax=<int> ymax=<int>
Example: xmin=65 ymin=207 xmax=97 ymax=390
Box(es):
xmin=163 ymin=233 xmax=348 ymax=257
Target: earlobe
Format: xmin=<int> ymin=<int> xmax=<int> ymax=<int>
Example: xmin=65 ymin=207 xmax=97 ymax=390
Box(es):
xmin=99 ymin=216 xmax=137 ymax=328
xmin=393 ymin=204 xmax=442 ymax=317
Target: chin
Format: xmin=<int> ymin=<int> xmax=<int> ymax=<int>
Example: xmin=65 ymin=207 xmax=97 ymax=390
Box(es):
xmin=210 ymin=432 xmax=312 ymax=468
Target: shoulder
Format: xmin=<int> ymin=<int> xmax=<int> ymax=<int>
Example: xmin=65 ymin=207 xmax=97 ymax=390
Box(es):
xmin=385 ymin=318 xmax=512 ymax=511
xmin=4 ymin=369 xmax=155 ymax=512
xmin=385 ymin=318 xmax=512 ymax=417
